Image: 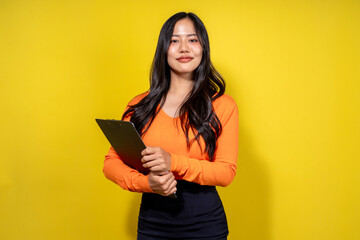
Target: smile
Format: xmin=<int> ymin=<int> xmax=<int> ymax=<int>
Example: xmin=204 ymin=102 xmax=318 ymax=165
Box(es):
xmin=176 ymin=57 xmax=193 ymax=63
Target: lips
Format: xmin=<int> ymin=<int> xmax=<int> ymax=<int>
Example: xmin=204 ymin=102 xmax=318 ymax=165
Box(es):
xmin=176 ymin=56 xmax=193 ymax=63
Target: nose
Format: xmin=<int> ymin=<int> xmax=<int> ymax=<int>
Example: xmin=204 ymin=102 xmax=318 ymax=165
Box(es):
xmin=179 ymin=40 xmax=189 ymax=53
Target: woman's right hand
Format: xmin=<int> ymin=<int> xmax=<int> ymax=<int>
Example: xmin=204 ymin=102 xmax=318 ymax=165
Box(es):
xmin=148 ymin=171 xmax=177 ymax=196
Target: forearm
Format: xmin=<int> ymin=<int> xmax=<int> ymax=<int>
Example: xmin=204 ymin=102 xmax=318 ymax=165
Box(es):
xmin=170 ymin=153 xmax=237 ymax=187
xmin=170 ymin=99 xmax=239 ymax=187
xmin=103 ymin=147 xmax=154 ymax=193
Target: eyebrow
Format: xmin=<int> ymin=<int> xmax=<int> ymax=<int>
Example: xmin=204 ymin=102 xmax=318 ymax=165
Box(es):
xmin=172 ymin=34 xmax=198 ymax=37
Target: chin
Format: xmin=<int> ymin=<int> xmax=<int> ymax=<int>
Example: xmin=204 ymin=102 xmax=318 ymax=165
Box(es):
xmin=177 ymin=67 xmax=197 ymax=73
xmin=176 ymin=70 xmax=196 ymax=75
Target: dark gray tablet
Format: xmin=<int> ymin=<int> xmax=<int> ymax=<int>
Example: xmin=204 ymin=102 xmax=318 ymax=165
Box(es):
xmin=96 ymin=119 xmax=149 ymax=174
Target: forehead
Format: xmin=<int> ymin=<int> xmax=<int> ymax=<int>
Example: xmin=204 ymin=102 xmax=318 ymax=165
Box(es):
xmin=172 ymin=18 xmax=196 ymax=35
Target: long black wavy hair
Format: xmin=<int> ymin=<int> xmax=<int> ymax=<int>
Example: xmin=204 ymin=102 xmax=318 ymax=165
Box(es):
xmin=122 ymin=12 xmax=225 ymax=160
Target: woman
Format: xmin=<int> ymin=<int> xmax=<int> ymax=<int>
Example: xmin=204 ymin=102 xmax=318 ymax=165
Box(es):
xmin=103 ymin=12 xmax=239 ymax=240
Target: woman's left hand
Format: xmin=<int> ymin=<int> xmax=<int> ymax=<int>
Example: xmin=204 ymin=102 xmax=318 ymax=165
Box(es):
xmin=141 ymin=147 xmax=171 ymax=173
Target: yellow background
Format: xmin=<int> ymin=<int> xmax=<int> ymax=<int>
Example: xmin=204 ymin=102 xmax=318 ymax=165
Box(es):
xmin=1 ymin=0 xmax=359 ymax=239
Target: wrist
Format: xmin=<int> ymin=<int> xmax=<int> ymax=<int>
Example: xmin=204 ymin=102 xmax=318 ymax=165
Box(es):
xmin=145 ymin=174 xmax=155 ymax=193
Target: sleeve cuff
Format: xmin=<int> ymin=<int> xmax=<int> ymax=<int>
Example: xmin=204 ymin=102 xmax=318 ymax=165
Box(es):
xmin=170 ymin=153 xmax=177 ymax=172
xmin=137 ymin=174 xmax=154 ymax=193
xmin=170 ymin=153 xmax=185 ymax=173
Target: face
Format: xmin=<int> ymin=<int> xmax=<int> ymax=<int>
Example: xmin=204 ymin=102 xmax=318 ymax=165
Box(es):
xmin=167 ymin=18 xmax=203 ymax=79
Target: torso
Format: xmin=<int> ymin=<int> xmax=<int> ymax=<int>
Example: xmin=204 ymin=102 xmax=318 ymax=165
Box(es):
xmin=130 ymin=92 xmax=236 ymax=239
xmin=161 ymin=91 xmax=189 ymax=118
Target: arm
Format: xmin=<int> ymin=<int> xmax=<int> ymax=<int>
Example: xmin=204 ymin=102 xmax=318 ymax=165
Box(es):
xmin=102 ymin=93 xmax=153 ymax=192
xmin=104 ymin=147 xmax=177 ymax=195
xmin=171 ymin=102 xmax=239 ymax=187
xmin=103 ymin=146 xmax=153 ymax=192
xmin=141 ymin=98 xmax=239 ymax=187
xmin=103 ymin=93 xmax=177 ymax=195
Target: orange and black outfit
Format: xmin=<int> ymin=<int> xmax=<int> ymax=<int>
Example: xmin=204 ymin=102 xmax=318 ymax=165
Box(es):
xmin=103 ymin=92 xmax=239 ymax=239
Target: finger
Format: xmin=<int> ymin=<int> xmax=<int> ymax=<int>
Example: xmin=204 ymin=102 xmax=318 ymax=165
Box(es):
xmin=150 ymin=170 xmax=166 ymax=176
xmin=149 ymin=171 xmax=161 ymax=179
xmin=141 ymin=151 xmax=163 ymax=164
xmin=141 ymin=146 xmax=160 ymax=156
xmin=152 ymin=170 xmax=169 ymax=176
xmin=155 ymin=172 xmax=173 ymax=189
xmin=168 ymin=179 xmax=177 ymax=190
xmin=164 ymin=181 xmax=177 ymax=196
xmin=161 ymin=176 xmax=175 ymax=194
xmin=162 ymin=171 xmax=174 ymax=181
xmin=143 ymin=160 xmax=162 ymax=169
xmin=164 ymin=172 xmax=175 ymax=186
xmin=141 ymin=154 xmax=157 ymax=163
xmin=141 ymin=147 xmax=149 ymax=156
xmin=141 ymin=147 xmax=152 ymax=156
xmin=149 ymin=164 xmax=168 ymax=172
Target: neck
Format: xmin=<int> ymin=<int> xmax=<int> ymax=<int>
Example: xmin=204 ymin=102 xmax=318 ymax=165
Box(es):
xmin=168 ymin=72 xmax=195 ymax=98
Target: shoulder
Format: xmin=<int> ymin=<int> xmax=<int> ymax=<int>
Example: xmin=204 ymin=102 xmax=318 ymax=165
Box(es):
xmin=212 ymin=93 xmax=238 ymax=110
xmin=122 ymin=91 xmax=149 ymax=120
xmin=127 ymin=91 xmax=149 ymax=106
xmin=212 ymin=93 xmax=238 ymax=123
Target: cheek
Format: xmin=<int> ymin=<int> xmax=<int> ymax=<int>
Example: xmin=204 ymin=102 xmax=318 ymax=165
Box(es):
xmin=167 ymin=45 xmax=177 ymax=57
xmin=167 ymin=49 xmax=173 ymax=63
xmin=192 ymin=44 xmax=203 ymax=57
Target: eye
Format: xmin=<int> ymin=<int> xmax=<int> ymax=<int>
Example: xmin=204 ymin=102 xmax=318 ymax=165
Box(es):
xmin=189 ymin=39 xmax=198 ymax=43
xmin=171 ymin=39 xmax=179 ymax=43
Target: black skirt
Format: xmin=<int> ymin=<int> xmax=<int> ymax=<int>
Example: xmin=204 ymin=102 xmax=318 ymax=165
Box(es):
xmin=137 ymin=180 xmax=228 ymax=240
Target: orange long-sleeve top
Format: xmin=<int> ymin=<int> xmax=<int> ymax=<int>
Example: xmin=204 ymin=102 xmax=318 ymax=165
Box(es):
xmin=103 ymin=92 xmax=239 ymax=193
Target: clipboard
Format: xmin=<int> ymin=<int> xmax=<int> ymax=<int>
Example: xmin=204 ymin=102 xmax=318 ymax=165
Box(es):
xmin=96 ymin=118 xmax=177 ymax=198
xmin=96 ymin=119 xmax=149 ymax=174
